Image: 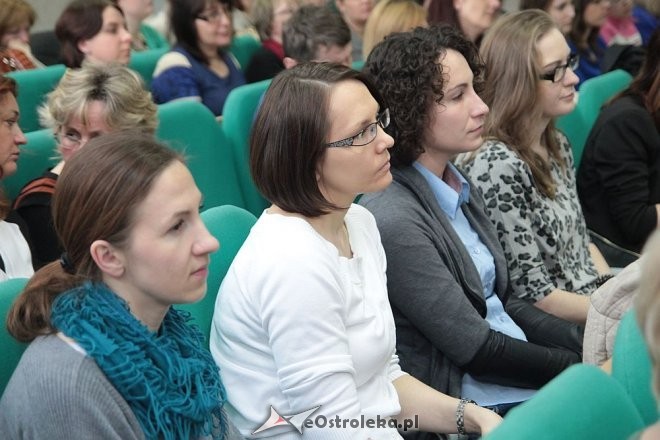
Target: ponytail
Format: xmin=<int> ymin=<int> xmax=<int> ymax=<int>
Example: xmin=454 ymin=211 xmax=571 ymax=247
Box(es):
xmin=6 ymin=261 xmax=85 ymax=343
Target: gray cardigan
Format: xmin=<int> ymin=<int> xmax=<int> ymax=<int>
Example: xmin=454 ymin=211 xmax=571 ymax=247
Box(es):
xmin=360 ymin=166 xmax=510 ymax=400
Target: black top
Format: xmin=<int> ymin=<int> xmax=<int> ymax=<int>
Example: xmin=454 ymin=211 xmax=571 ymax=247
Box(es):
xmin=244 ymin=47 xmax=284 ymax=84
xmin=577 ymin=94 xmax=660 ymax=254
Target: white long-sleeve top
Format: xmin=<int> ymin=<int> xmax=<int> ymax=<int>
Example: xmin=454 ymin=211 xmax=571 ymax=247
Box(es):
xmin=211 ymin=204 xmax=406 ymax=439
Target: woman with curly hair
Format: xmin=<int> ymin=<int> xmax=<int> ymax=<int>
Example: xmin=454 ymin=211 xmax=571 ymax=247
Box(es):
xmin=360 ymin=25 xmax=583 ymax=434
xmin=458 ymin=10 xmax=611 ymax=324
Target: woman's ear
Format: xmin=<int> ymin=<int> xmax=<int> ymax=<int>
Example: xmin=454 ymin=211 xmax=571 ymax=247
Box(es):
xmin=77 ymin=39 xmax=90 ymax=55
xmin=90 ymin=240 xmax=126 ymax=278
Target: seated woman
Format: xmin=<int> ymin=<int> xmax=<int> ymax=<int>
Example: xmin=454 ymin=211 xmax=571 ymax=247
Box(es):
xmin=244 ymin=0 xmax=299 ymax=83
xmin=55 ymin=0 xmax=132 ymax=68
xmin=210 ymin=62 xmax=502 ymax=438
xmin=13 ymin=63 xmax=157 ymax=268
xmin=114 ymin=0 xmax=169 ymax=51
xmin=577 ymin=28 xmax=660 ymax=268
xmin=361 ymin=25 xmax=583 ymax=430
xmin=151 ymin=0 xmax=245 ymax=117
xmin=566 ymin=0 xmax=609 ymax=85
xmin=0 ymin=0 xmax=44 ymax=73
xmin=361 ymin=0 xmax=427 ymax=60
xmin=0 ymin=131 xmax=240 ymax=439
xmin=458 ymin=10 xmax=611 ymax=324
xmin=520 ymin=0 xmax=576 ymax=35
xmin=0 ymin=75 xmax=31 ymax=280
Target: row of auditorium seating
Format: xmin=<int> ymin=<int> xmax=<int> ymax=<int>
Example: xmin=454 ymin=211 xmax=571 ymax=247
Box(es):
xmin=7 ymin=34 xmax=263 ymax=133
xmin=1 ymin=209 xmax=656 ymax=434
xmin=3 ymin=98 xmax=260 ymax=215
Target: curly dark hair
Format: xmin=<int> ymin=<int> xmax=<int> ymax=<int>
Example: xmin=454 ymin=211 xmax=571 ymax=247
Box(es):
xmin=364 ymin=24 xmax=485 ymax=167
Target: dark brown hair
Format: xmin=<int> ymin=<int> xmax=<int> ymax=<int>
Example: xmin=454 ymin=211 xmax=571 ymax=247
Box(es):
xmin=250 ymin=62 xmax=385 ymax=217
xmin=364 ymin=25 xmax=485 ymax=167
xmin=55 ymin=0 xmax=123 ymax=68
xmin=0 ymin=75 xmax=18 ymax=217
xmin=619 ymin=28 xmax=660 ymax=129
xmin=7 ymin=131 xmax=182 ymax=342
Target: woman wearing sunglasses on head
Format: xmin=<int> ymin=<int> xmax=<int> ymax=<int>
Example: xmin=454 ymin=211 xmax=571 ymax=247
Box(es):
xmin=210 ymin=62 xmax=501 ymax=439
xmin=459 ymin=10 xmax=613 ymax=325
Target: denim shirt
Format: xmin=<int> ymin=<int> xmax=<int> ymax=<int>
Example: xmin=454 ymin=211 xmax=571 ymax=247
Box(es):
xmin=413 ymin=161 xmax=536 ymax=406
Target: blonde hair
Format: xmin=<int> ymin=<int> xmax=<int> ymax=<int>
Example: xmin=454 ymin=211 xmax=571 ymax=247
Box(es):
xmin=362 ymin=0 xmax=427 ymax=59
xmin=473 ymin=9 xmax=564 ymax=198
xmin=635 ymin=231 xmax=660 ymax=398
xmin=39 ymin=63 xmax=158 ymax=136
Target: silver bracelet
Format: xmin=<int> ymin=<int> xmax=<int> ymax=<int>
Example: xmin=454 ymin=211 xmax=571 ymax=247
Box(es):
xmin=456 ymin=398 xmax=476 ymax=435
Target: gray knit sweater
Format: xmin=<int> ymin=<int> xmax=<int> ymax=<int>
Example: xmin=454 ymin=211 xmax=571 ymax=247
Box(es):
xmin=0 ymin=335 xmax=243 ymax=439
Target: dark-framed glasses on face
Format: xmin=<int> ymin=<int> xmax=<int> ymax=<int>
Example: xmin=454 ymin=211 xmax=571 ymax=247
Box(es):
xmin=326 ymin=108 xmax=391 ymax=148
xmin=539 ymin=53 xmax=579 ymax=83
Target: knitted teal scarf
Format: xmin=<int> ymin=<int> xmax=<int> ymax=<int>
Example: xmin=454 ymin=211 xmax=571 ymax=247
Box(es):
xmin=51 ymin=281 xmax=227 ymax=440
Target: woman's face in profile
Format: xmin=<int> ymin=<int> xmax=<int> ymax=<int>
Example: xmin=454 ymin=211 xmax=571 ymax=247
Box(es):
xmin=77 ymin=6 xmax=132 ymax=65
xmin=422 ymin=49 xmax=488 ymax=157
xmin=112 ymin=160 xmax=219 ymax=314
xmin=0 ymin=93 xmax=26 ymax=179
xmin=317 ymin=79 xmax=394 ymax=205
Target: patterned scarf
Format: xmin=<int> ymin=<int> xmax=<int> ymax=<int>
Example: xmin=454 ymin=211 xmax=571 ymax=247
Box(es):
xmin=51 ymin=281 xmax=227 ymax=440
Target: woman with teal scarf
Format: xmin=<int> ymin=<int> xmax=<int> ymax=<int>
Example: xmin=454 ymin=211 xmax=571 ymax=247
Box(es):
xmin=0 ymin=131 xmax=240 ymax=440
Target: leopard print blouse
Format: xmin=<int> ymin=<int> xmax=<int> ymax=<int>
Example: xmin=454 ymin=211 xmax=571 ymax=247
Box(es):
xmin=457 ymin=132 xmax=600 ymax=302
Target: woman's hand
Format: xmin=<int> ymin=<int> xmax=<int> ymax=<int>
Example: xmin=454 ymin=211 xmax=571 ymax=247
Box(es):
xmin=465 ymin=403 xmax=502 ymax=436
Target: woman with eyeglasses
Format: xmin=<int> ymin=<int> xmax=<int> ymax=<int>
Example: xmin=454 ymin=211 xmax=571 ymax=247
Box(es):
xmin=459 ymin=10 xmax=612 ymax=325
xmin=151 ymin=0 xmax=245 ymax=117
xmin=360 ymin=25 xmax=583 ymax=436
xmin=13 ymin=63 xmax=157 ymax=268
xmin=210 ymin=62 xmax=502 ymax=438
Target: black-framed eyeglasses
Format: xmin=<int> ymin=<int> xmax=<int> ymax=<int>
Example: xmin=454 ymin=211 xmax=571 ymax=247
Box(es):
xmin=326 ymin=108 xmax=390 ymax=148
xmin=539 ymin=53 xmax=579 ymax=83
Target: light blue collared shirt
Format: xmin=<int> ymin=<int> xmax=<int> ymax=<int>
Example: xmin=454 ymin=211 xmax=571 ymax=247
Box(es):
xmin=413 ymin=161 xmax=536 ymax=406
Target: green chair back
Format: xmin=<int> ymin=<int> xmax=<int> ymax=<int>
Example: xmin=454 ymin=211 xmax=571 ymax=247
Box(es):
xmin=177 ymin=205 xmax=257 ymax=348
xmin=612 ymin=310 xmax=658 ymax=426
xmin=556 ymin=69 xmax=633 ymax=169
xmin=0 ymin=277 xmax=29 ymax=396
xmin=8 ymin=64 xmax=67 ymax=133
xmin=221 ymin=79 xmax=271 ymax=216
xmin=157 ymin=100 xmax=246 ymax=211
xmin=483 ymin=364 xmax=644 ymax=440
xmin=128 ymin=46 xmax=169 ymax=88
xmin=3 ymin=129 xmax=58 ymax=202
xmin=229 ymin=34 xmax=262 ymax=70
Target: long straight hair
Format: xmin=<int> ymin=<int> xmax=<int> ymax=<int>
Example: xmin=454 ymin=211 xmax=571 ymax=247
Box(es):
xmin=476 ymin=10 xmax=564 ymax=198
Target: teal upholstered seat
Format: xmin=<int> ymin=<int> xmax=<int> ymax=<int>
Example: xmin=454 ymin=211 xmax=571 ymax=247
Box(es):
xmin=221 ymin=79 xmax=271 ymax=216
xmin=156 ymin=100 xmax=246 ymax=210
xmin=0 ymin=278 xmax=29 ymax=396
xmin=483 ymin=364 xmax=644 ymax=440
xmin=8 ymin=64 xmax=66 ymax=133
xmin=176 ymin=205 xmax=256 ymax=347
